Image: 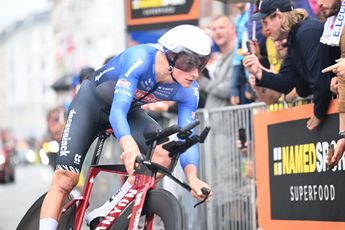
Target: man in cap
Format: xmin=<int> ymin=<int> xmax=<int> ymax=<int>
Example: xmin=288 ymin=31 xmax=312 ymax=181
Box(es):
xmin=243 ymin=0 xmax=339 ymax=130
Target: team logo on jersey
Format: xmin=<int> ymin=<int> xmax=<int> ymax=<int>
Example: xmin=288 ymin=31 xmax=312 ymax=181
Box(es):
xmin=115 ymin=89 xmax=132 ymax=97
xmin=134 ymin=89 xmax=158 ymax=103
xmin=95 ymin=67 xmax=115 ymax=81
xmin=60 ymin=109 xmax=76 ymax=157
xmin=125 ymin=59 xmax=144 ymax=77
xmin=116 ymin=78 xmax=131 ymax=88
xmin=192 ymin=87 xmax=199 ymax=98
xmin=140 ymin=78 xmax=154 ymax=89
xmin=74 ymin=154 xmax=82 ymax=165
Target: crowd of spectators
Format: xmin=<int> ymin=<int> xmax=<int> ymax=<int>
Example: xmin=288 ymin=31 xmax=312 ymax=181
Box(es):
xmin=137 ymin=1 xmax=334 ymax=127
xmin=133 ymin=1 xmax=329 ymax=116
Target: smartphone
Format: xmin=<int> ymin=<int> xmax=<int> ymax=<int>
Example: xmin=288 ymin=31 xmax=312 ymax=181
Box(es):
xmin=238 ymin=128 xmax=247 ymax=149
xmin=246 ymin=40 xmax=253 ymax=54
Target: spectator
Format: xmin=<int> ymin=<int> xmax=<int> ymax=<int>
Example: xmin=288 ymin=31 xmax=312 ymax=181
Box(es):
xmin=247 ymin=0 xmax=319 ymax=108
xmin=248 ymin=32 xmax=299 ymax=107
xmin=247 ymin=0 xmax=271 ymax=70
xmin=64 ymin=66 xmax=95 ymax=111
xmin=197 ymin=26 xmax=221 ymax=108
xmin=198 ymin=15 xmax=236 ymax=108
xmin=247 ymin=0 xmax=321 ymax=72
xmin=243 ymin=0 xmax=339 ymax=130
xmin=103 ymin=55 xmax=116 ymax=65
xmin=317 ymin=0 xmax=345 ymax=167
xmin=295 ymin=0 xmax=319 ymax=18
xmin=308 ymin=0 xmax=324 ymax=19
xmin=201 ymin=26 xmax=221 ymax=80
xmin=74 ymin=66 xmax=95 ymax=94
xmin=230 ymin=3 xmax=255 ymax=105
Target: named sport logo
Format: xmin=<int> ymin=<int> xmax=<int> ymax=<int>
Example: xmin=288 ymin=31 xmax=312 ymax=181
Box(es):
xmin=267 ymin=115 xmax=345 ymax=221
xmin=272 ymin=141 xmax=344 ymax=176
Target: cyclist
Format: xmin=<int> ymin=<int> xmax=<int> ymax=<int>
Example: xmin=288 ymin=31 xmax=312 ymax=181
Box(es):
xmin=39 ymin=24 xmax=213 ymax=230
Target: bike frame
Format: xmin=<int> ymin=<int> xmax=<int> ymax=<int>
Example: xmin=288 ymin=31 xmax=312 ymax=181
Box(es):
xmin=61 ymin=129 xmax=192 ymax=230
xmin=66 ymin=164 xmax=156 ymax=229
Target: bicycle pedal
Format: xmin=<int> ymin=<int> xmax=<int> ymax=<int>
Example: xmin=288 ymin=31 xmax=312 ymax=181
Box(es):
xmin=89 ymin=216 xmax=104 ymax=230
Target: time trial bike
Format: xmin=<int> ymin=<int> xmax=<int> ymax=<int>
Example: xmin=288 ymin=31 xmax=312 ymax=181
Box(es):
xmin=17 ymin=120 xmax=211 ymax=229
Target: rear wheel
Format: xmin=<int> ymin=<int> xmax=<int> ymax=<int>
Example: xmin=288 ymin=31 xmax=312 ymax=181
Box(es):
xmin=111 ymin=189 xmax=183 ymax=230
xmin=17 ymin=192 xmax=76 ymax=230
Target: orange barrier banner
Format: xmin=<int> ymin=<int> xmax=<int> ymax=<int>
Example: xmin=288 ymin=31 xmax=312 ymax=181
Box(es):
xmin=254 ymin=100 xmax=345 ymax=229
xmin=126 ymin=0 xmax=199 ymax=31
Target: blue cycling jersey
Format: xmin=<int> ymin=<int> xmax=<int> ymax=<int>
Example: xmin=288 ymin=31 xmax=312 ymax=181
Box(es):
xmin=93 ymin=44 xmax=200 ymax=169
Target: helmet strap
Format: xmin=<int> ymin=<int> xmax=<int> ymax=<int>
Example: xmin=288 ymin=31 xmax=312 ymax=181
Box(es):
xmin=170 ymin=72 xmax=179 ymax=83
xmin=164 ymin=51 xmax=180 ymax=84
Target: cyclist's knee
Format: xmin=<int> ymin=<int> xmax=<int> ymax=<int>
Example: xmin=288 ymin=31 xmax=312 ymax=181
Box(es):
xmin=51 ymin=170 xmax=79 ymax=195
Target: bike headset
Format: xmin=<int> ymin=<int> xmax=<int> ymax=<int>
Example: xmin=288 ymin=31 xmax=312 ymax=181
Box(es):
xmin=157 ymin=24 xmax=212 ymax=84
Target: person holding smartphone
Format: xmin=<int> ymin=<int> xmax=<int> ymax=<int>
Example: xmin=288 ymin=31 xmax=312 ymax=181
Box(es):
xmin=243 ymin=0 xmax=339 ymax=130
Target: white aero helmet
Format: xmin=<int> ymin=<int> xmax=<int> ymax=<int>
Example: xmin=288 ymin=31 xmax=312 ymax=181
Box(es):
xmin=158 ymin=24 xmax=211 ymax=57
xmin=158 ymin=25 xmax=211 ymax=73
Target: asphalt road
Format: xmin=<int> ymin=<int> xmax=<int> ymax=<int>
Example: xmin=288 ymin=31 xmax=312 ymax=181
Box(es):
xmin=0 ymin=160 xmax=122 ymax=230
xmin=0 ymin=164 xmax=53 ymax=230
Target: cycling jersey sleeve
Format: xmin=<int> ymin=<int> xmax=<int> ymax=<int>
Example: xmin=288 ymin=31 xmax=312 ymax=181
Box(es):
xmin=109 ymin=48 xmax=151 ymax=140
xmin=176 ymin=85 xmax=200 ymax=169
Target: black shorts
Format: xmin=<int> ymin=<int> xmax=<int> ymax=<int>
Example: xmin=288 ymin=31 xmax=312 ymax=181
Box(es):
xmin=56 ymin=80 xmax=161 ymax=174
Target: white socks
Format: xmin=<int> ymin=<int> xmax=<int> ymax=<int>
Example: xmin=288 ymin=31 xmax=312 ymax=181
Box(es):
xmin=85 ymin=181 xmax=132 ymax=225
xmin=39 ymin=218 xmax=58 ymax=230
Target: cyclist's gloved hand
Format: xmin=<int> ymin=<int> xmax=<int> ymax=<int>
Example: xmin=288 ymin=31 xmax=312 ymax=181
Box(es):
xmin=185 ymin=164 xmax=212 ymax=202
xmin=188 ymin=176 xmax=212 ymax=202
xmin=120 ymin=150 xmax=140 ymax=175
xmin=119 ymin=135 xmax=141 ymax=175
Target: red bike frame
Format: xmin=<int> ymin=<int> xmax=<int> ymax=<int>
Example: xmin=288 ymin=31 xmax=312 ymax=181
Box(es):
xmin=62 ymin=161 xmax=159 ymax=230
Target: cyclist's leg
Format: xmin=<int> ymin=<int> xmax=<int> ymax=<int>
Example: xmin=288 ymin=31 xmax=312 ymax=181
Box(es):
xmin=86 ymin=107 xmax=171 ymax=226
xmin=128 ymin=107 xmax=172 ymax=170
xmin=40 ymin=80 xmax=106 ymax=229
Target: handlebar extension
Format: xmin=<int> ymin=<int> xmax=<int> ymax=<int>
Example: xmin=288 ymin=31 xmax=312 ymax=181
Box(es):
xmin=199 ymin=126 xmax=211 ymax=143
xmin=145 ymin=124 xmax=180 ymax=145
xmin=177 ymin=120 xmax=200 ymax=139
xmin=145 ymin=120 xmax=201 ymax=145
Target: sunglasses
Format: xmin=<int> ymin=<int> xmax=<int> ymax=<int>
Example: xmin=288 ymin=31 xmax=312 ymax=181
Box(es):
xmin=167 ymin=51 xmax=210 ymax=72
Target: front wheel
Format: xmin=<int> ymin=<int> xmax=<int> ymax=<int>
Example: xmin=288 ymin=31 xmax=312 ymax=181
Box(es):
xmin=17 ymin=192 xmax=76 ymax=230
xmin=112 ymin=189 xmax=183 ymax=230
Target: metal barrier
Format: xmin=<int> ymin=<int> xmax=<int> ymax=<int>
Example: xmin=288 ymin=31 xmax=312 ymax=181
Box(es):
xmin=195 ymin=103 xmax=267 ymax=230
xmin=160 ymin=102 xmax=267 ymax=230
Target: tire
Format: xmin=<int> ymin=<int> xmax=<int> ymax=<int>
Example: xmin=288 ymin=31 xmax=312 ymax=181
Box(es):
xmin=111 ymin=189 xmax=183 ymax=230
xmin=17 ymin=192 xmax=76 ymax=230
